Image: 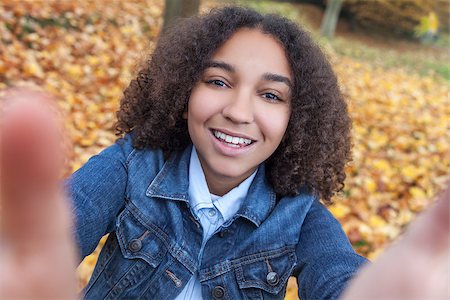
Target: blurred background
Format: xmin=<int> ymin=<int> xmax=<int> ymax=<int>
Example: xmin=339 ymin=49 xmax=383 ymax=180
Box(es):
xmin=0 ymin=0 xmax=449 ymax=299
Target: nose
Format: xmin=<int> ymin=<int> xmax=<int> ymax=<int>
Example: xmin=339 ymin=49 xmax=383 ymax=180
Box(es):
xmin=222 ymin=90 xmax=254 ymax=124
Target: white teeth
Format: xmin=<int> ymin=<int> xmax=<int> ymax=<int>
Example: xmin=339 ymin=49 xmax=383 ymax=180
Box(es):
xmin=212 ymin=130 xmax=253 ymax=146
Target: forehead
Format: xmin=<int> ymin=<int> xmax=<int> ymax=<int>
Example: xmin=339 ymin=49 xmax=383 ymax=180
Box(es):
xmin=210 ymin=28 xmax=292 ymax=79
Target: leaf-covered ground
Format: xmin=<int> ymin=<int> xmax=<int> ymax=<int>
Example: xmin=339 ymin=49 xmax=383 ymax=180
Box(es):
xmin=1 ymin=1 xmax=448 ymax=298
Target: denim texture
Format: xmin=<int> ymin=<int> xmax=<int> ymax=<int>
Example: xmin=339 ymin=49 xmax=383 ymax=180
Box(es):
xmin=66 ymin=134 xmax=369 ymax=299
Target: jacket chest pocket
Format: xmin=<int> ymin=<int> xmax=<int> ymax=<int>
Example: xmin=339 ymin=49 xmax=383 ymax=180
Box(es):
xmin=85 ymin=208 xmax=170 ymax=299
xmin=234 ymin=248 xmax=297 ymax=300
xmin=116 ymin=208 xmax=168 ymax=267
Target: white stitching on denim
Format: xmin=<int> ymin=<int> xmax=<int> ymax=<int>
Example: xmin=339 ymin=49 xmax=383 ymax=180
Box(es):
xmin=265 ymin=259 xmax=273 ymax=273
xmin=138 ymin=230 xmax=150 ymax=241
xmin=165 ymin=269 xmax=183 ymax=288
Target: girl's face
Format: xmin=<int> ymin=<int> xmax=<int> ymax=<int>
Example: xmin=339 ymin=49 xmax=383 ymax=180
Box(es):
xmin=185 ymin=28 xmax=292 ymax=195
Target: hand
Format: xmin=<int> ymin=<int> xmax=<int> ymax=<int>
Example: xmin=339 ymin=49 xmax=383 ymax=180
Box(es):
xmin=341 ymin=183 xmax=450 ymax=300
xmin=0 ymin=88 xmax=77 ymax=299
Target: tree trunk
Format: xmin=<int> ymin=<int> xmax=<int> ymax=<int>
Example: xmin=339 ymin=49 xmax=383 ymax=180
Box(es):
xmin=162 ymin=0 xmax=200 ymax=33
xmin=320 ymin=0 xmax=343 ymax=38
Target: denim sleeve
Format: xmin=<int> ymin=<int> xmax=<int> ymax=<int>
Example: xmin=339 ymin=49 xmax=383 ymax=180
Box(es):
xmin=65 ymin=135 xmax=135 ymax=260
xmin=293 ymin=198 xmax=370 ymax=300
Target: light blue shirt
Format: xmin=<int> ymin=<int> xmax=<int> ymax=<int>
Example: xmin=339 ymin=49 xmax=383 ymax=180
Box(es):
xmin=175 ymin=147 xmax=257 ymax=300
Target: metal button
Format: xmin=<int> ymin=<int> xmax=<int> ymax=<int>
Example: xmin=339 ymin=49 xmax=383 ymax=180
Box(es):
xmin=208 ymin=208 xmax=217 ymax=217
xmin=266 ymin=271 xmax=279 ymax=286
xmin=128 ymin=239 xmax=142 ymax=252
xmin=212 ymin=286 xmax=225 ymax=299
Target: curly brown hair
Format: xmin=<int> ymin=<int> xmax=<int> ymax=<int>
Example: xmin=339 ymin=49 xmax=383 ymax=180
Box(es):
xmin=115 ymin=6 xmax=351 ymax=204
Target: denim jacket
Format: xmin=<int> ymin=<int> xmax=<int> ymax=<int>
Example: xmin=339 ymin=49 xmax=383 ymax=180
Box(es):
xmin=67 ymin=134 xmax=368 ymax=300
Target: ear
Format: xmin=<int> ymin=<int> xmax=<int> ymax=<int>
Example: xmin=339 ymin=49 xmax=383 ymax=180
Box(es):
xmin=182 ymin=111 xmax=188 ymax=119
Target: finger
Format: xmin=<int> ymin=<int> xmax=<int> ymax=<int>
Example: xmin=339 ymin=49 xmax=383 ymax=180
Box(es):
xmin=0 ymin=88 xmax=77 ymax=299
xmin=404 ymin=182 xmax=450 ymax=257
xmin=0 ymin=88 xmax=71 ymax=252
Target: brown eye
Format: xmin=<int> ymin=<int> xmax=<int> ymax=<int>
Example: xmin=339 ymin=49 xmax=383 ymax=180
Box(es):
xmin=206 ymin=79 xmax=228 ymax=88
xmin=262 ymin=92 xmax=282 ymax=102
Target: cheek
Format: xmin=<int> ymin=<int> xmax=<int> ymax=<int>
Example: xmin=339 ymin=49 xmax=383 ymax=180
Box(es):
xmin=188 ymin=88 xmax=223 ymax=122
xmin=257 ymin=107 xmax=290 ymax=143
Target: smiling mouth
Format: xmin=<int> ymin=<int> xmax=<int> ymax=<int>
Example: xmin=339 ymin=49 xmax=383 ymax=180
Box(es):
xmin=210 ymin=129 xmax=255 ymax=148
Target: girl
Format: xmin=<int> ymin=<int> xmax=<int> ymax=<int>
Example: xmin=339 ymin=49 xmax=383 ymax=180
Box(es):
xmin=69 ymin=6 xmax=367 ymax=299
xmin=1 ymin=5 xmax=448 ymax=300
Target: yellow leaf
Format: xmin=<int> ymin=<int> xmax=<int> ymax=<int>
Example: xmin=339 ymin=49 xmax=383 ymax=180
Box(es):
xmin=367 ymin=129 xmax=388 ymax=150
xmin=369 ymin=215 xmax=386 ymax=228
xmin=285 ymin=277 xmax=298 ymax=300
xmin=401 ymin=165 xmax=420 ymax=182
xmin=329 ymin=203 xmax=351 ymax=218
xmin=396 ymin=210 xmax=413 ymax=226
xmin=94 ymin=68 xmax=107 ymax=78
xmin=83 ymin=254 xmax=98 ymax=267
xmin=23 ymin=57 xmax=44 ymax=78
xmin=428 ymin=12 xmax=439 ymax=33
xmin=78 ymin=131 xmax=98 ymax=147
xmin=87 ymin=55 xmax=100 ymax=66
xmin=100 ymin=235 xmax=108 ymax=245
xmin=364 ymin=178 xmax=377 ymax=193
xmin=71 ymin=162 xmax=82 ymax=173
xmin=373 ymin=159 xmax=390 ymax=172
xmin=409 ymin=186 xmax=426 ymax=199
xmin=66 ymin=64 xmax=84 ymax=79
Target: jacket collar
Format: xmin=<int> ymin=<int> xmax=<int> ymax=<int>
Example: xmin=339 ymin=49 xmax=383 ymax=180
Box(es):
xmin=146 ymin=144 xmax=276 ymax=227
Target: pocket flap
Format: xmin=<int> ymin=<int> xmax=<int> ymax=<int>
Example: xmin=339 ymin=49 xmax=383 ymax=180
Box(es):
xmin=116 ymin=208 xmax=168 ymax=268
xmin=235 ymin=247 xmax=296 ymax=295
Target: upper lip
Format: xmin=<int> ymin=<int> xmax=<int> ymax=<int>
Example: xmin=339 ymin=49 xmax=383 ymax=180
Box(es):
xmin=211 ymin=128 xmax=257 ymax=142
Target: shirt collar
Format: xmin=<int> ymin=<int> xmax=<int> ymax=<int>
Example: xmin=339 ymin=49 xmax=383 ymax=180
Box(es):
xmin=188 ymin=146 xmax=211 ymax=212
xmin=188 ymin=146 xmax=257 ymax=222
xmin=146 ymin=144 xmax=277 ymax=227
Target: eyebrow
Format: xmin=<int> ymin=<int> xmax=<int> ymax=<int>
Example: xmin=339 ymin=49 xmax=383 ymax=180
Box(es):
xmin=204 ymin=60 xmax=292 ymax=89
xmin=204 ymin=61 xmax=235 ymax=73
xmin=262 ymin=73 xmax=293 ymax=90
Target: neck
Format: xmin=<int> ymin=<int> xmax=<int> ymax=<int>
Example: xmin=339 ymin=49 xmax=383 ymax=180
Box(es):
xmin=206 ymin=177 xmax=242 ymax=196
xmin=200 ymin=165 xmax=256 ymax=197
